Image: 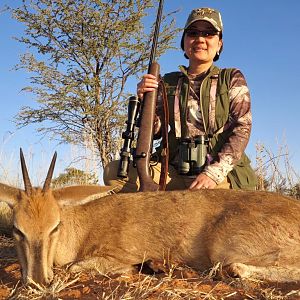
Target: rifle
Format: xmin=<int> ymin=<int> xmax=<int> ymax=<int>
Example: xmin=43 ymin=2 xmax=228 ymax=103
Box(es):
xmin=117 ymin=0 xmax=167 ymax=191
xmin=135 ymin=0 xmax=165 ymax=192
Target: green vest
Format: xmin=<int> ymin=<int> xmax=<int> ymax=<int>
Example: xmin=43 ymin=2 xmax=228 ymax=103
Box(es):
xmin=159 ymin=65 xmax=257 ymax=190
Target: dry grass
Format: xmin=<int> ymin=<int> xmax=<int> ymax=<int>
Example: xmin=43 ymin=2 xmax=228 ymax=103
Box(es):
xmin=2 ymin=257 xmax=300 ymax=299
xmin=0 ymin=202 xmax=12 ymax=235
xmin=255 ymin=142 xmax=300 ymax=194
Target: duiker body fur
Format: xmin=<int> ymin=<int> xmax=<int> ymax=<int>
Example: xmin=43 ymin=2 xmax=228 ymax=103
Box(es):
xmin=1 ymin=150 xmax=300 ymax=285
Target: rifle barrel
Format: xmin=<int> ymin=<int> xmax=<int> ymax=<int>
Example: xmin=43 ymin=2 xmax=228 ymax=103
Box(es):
xmin=148 ymin=0 xmax=164 ymax=71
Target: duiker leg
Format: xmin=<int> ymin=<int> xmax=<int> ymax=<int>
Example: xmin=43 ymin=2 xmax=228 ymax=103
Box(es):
xmin=69 ymin=257 xmax=135 ymax=275
xmin=225 ymin=262 xmax=300 ymax=282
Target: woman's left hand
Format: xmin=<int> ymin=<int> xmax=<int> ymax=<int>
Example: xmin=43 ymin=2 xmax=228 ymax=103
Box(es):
xmin=189 ymin=173 xmax=217 ymax=190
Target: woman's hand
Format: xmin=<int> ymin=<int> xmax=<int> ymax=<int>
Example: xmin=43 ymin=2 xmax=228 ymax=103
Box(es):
xmin=137 ymin=74 xmax=159 ymax=99
xmin=189 ymin=173 xmax=217 ymax=190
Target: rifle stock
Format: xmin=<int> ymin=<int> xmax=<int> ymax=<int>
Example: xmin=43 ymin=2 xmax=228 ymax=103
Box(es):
xmin=135 ymin=62 xmax=160 ymax=192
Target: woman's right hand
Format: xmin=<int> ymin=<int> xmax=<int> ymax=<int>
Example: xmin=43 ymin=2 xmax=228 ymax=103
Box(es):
xmin=137 ymin=74 xmax=159 ymax=100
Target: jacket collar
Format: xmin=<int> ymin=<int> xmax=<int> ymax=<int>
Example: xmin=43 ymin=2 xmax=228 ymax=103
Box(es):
xmin=178 ymin=64 xmax=220 ymax=79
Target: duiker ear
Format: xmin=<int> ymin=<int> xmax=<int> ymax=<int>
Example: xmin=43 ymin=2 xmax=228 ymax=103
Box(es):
xmin=53 ymin=185 xmax=115 ymax=206
xmin=0 ymin=183 xmax=21 ymax=208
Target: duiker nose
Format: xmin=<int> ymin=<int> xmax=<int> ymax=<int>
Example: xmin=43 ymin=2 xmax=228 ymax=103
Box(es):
xmin=27 ymin=267 xmax=52 ymax=286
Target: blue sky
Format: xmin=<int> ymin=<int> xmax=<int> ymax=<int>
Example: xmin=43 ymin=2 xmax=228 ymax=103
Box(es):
xmin=1 ymin=0 xmax=300 ymax=184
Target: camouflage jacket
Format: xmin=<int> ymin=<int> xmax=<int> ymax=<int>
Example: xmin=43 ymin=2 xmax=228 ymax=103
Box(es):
xmin=155 ymin=65 xmax=256 ymax=188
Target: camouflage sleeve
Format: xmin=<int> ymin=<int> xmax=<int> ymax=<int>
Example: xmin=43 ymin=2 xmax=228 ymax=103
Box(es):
xmin=203 ymin=69 xmax=252 ymax=184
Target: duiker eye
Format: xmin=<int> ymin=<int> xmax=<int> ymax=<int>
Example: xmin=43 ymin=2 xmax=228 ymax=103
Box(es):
xmin=50 ymin=222 xmax=61 ymax=235
xmin=12 ymin=226 xmax=25 ymax=240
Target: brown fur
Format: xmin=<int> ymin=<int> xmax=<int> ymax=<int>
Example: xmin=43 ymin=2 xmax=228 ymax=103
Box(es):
xmin=1 ymin=183 xmax=300 ymax=285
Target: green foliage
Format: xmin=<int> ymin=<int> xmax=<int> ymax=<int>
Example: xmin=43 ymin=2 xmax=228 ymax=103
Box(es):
xmin=12 ymin=0 xmax=180 ymax=167
xmin=52 ymin=167 xmax=98 ymax=188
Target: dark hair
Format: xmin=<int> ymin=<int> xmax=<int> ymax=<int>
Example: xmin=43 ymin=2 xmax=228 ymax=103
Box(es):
xmin=180 ymin=31 xmax=223 ymax=61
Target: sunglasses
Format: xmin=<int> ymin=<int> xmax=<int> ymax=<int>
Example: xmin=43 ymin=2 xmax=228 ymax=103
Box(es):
xmin=185 ymin=29 xmax=219 ymax=38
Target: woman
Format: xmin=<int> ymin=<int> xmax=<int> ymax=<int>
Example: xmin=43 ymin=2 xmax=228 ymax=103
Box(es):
xmin=104 ymin=7 xmax=257 ymax=192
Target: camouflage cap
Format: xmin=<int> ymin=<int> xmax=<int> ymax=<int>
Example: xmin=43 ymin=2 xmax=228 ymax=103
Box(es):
xmin=184 ymin=7 xmax=223 ymax=32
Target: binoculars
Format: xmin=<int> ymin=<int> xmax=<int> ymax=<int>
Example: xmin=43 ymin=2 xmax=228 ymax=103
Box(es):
xmin=117 ymin=96 xmax=140 ymax=178
xmin=178 ymin=135 xmax=209 ymax=175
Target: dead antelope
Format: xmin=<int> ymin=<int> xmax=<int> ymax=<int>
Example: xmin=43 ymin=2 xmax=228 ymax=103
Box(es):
xmin=1 ymin=149 xmax=300 ymax=285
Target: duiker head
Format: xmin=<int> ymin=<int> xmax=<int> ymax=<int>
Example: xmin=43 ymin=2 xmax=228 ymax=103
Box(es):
xmin=0 ymin=149 xmax=113 ymax=285
xmin=12 ymin=149 xmax=60 ymax=285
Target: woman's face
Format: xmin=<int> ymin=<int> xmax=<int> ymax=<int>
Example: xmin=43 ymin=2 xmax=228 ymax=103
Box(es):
xmin=183 ymin=21 xmax=223 ymax=66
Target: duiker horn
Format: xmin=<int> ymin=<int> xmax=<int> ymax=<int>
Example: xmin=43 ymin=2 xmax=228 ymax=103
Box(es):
xmin=43 ymin=152 xmax=57 ymax=192
xmin=20 ymin=148 xmax=33 ymax=196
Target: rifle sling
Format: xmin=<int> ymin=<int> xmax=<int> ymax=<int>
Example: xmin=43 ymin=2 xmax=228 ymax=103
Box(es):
xmin=158 ymin=78 xmax=169 ymax=190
